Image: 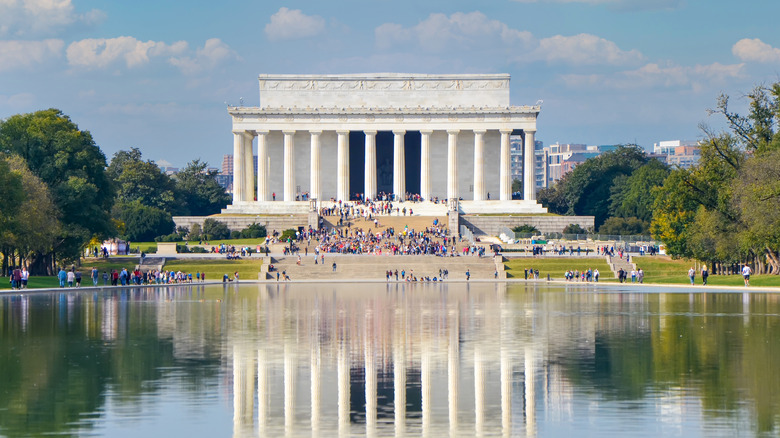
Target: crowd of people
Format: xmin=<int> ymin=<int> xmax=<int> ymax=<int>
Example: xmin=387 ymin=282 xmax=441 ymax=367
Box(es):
xmin=53 ymin=266 xmax=211 ymax=287
xmin=564 ymin=268 xmax=601 ymax=282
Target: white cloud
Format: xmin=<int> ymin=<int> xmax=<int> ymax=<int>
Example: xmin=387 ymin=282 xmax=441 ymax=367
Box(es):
xmin=264 ymin=7 xmax=325 ymax=41
xmin=98 ymin=102 xmax=184 ymax=118
xmin=732 ymin=38 xmax=780 ymax=63
xmin=561 ymin=61 xmax=744 ymax=91
xmin=0 ymin=39 xmax=63 ymax=71
xmin=530 ymin=33 xmax=644 ymax=66
xmin=169 ymin=38 xmax=238 ymax=74
xmin=376 ymin=11 xmax=533 ymax=52
xmin=0 ymin=92 xmax=36 ymax=108
xmin=0 ymin=0 xmax=104 ymax=37
xmin=66 ymin=36 xmax=187 ymax=69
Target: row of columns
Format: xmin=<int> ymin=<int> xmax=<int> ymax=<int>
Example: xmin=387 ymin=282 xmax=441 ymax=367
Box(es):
xmin=232 ymin=128 xmax=537 ymax=204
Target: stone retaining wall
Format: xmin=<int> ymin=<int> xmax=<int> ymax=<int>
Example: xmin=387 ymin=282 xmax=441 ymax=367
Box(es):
xmin=460 ymin=215 xmax=595 ymax=236
xmin=173 ymin=215 xmax=308 ymax=234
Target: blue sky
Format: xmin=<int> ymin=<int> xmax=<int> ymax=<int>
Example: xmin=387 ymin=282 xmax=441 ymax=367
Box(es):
xmin=2 ymin=0 xmax=779 ymax=168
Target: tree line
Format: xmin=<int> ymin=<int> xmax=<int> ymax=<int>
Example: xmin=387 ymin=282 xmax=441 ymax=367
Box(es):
xmin=0 ymin=109 xmax=231 ymax=275
xmin=536 ymin=82 xmax=780 ymax=274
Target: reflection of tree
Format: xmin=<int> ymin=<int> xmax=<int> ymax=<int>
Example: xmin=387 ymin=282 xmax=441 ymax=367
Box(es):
xmin=0 ymin=291 xmax=222 ymax=437
xmin=558 ymin=293 xmax=780 ymax=434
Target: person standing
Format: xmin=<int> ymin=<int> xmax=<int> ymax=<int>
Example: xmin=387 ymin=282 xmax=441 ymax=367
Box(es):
xmin=701 ymin=265 xmax=709 ymax=286
xmin=594 ymin=268 xmax=600 ymax=282
xmin=58 ymin=267 xmax=67 ymax=287
xmin=21 ymin=267 xmax=28 ymax=289
xmin=67 ymin=268 xmax=75 ymax=287
xmin=742 ymin=264 xmax=752 ymax=286
xmin=688 ymin=267 xmax=695 ymax=285
xmin=74 ymin=270 xmax=82 ymax=288
xmin=91 ymin=267 xmax=99 ymax=286
xmin=466 ymin=269 xmax=470 ymax=281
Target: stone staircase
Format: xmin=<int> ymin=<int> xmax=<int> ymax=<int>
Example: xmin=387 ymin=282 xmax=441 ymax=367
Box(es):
xmin=606 ymin=254 xmax=636 ymax=278
xmin=261 ymin=254 xmax=501 ymax=281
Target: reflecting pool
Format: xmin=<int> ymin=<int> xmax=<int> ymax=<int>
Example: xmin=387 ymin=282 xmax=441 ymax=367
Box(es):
xmin=0 ymin=283 xmax=779 ymax=437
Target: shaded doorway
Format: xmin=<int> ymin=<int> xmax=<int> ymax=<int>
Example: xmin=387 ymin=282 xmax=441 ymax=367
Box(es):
xmin=349 ymin=131 xmax=365 ymax=200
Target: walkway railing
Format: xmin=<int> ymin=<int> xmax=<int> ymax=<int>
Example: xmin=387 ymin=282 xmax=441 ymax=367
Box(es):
xmin=512 ymin=232 xmax=653 ymax=243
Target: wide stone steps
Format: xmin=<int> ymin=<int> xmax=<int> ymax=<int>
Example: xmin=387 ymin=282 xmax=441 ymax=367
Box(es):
xmin=264 ymin=254 xmax=498 ymax=281
xmin=606 ymin=255 xmax=636 ymax=278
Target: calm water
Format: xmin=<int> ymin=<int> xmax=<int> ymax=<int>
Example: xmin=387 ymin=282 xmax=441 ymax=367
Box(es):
xmin=0 ymin=283 xmax=779 ymax=437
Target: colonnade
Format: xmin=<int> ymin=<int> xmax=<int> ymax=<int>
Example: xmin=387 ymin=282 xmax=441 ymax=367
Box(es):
xmin=231 ymin=128 xmax=537 ymax=204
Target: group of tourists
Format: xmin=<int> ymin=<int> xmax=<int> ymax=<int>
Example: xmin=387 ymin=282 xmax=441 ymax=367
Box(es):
xmin=53 ymin=266 xmax=210 ymax=288
xmin=8 ymin=266 xmax=29 ymax=290
xmin=616 ymin=267 xmax=644 ymax=283
xmin=564 ymin=268 xmax=601 ymax=282
xmin=312 ymin=224 xmax=474 ymax=257
xmin=385 ymin=268 xmax=450 ymax=282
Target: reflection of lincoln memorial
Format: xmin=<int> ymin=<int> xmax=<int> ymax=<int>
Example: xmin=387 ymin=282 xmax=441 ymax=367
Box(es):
xmin=229 ymin=284 xmax=553 ymax=437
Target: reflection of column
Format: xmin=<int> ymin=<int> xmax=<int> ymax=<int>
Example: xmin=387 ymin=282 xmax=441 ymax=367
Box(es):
xmin=421 ymin=343 xmax=432 ymax=436
xmin=365 ymin=335 xmax=377 ymax=434
xmin=448 ymin=311 xmax=460 ymax=431
xmin=523 ymin=130 xmax=536 ymax=201
xmin=365 ymin=130 xmax=377 ymax=201
xmin=499 ymin=129 xmax=511 ymax=201
xmin=447 ymin=130 xmax=459 ymax=200
xmin=473 ymin=130 xmax=486 ymax=201
xmin=338 ymin=343 xmax=350 ymax=434
xmin=232 ymin=131 xmax=245 ymax=204
xmin=524 ymin=345 xmax=536 ymax=437
xmin=310 ymin=131 xmax=322 ymax=201
xmin=244 ymin=132 xmax=254 ymax=201
xmin=393 ymin=130 xmax=406 ymax=201
xmin=257 ymin=131 xmax=269 ymax=201
xmin=337 ymin=131 xmax=350 ymax=202
xmin=501 ymin=347 xmax=512 ymax=433
xmin=420 ymin=130 xmax=432 ymax=202
xmin=394 ymin=337 xmax=407 ymax=434
xmin=284 ymin=344 xmax=296 ymax=432
xmin=283 ymin=130 xmax=296 ymax=201
xmin=311 ymin=345 xmax=321 ymax=432
xmin=474 ymin=347 xmax=485 ymax=434
xmin=232 ymin=345 xmax=255 ymax=436
xmin=258 ymin=349 xmax=268 ymax=435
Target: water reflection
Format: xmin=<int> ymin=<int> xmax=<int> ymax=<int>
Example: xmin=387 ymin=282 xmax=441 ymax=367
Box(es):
xmin=0 ymin=284 xmax=778 ymax=437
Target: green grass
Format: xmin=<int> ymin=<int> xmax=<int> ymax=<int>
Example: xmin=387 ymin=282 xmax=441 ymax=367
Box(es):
xmin=163 ymin=258 xmax=263 ymax=281
xmin=634 ymin=256 xmax=780 ymax=287
xmin=504 ymin=257 xmax=615 ymax=280
xmin=127 ymin=238 xmax=268 ymax=254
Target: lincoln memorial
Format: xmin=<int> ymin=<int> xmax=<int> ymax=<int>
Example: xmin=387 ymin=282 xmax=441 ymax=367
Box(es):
xmin=224 ymin=73 xmax=546 ymax=215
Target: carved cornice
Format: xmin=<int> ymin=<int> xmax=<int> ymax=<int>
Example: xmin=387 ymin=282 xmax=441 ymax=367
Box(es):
xmin=229 ymin=105 xmax=541 ymax=117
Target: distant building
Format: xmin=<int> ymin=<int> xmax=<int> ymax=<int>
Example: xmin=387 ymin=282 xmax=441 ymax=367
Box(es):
xmin=156 ymin=159 xmax=179 ymax=175
xmin=509 ymin=137 xmax=544 ymax=189
xmin=653 ymin=140 xmax=700 ymax=169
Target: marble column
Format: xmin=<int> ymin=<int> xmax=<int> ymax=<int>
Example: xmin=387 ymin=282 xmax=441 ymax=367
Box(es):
xmin=256 ymin=131 xmax=269 ymax=202
xmin=232 ymin=345 xmax=255 ymax=434
xmin=243 ymin=132 xmax=254 ymax=202
xmin=232 ymin=131 xmax=245 ymax=204
xmin=283 ymin=130 xmax=295 ymax=202
xmin=473 ymin=130 xmax=486 ymax=201
xmin=499 ymin=129 xmax=512 ymax=201
xmin=420 ymin=130 xmax=432 ymax=202
xmin=447 ymin=130 xmax=459 ymax=201
xmin=524 ymin=130 xmax=536 ymax=201
xmin=337 ymin=130 xmax=350 ymax=202
xmin=393 ymin=130 xmax=406 ymax=201
xmin=364 ymin=130 xmax=377 ymax=201
xmin=310 ymin=131 xmax=322 ymax=201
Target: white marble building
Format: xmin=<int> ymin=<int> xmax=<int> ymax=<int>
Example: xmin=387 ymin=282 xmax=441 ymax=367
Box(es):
xmin=225 ymin=73 xmax=546 ymax=214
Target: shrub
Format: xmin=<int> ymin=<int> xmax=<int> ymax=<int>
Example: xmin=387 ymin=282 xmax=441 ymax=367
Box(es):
xmin=563 ymin=223 xmax=588 ymax=234
xmin=189 ymin=223 xmax=202 ymax=240
xmin=154 ymin=233 xmax=181 ymax=242
xmin=512 ymin=224 xmax=539 ymax=234
xmin=280 ymin=228 xmax=297 ymax=241
xmin=119 ymin=202 xmax=175 ymax=242
xmin=239 ymin=223 xmax=267 ymax=238
xmin=202 ymin=218 xmax=230 ymax=240
xmin=230 ymin=230 xmax=241 ymax=239
xmin=598 ymin=216 xmax=648 ymax=235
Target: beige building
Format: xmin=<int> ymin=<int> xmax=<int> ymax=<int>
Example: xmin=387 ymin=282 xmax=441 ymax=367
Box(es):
xmin=224 ymin=73 xmax=546 ymax=215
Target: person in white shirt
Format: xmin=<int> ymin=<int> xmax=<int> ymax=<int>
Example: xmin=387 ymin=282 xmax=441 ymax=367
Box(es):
xmin=742 ymin=264 xmax=752 ymax=286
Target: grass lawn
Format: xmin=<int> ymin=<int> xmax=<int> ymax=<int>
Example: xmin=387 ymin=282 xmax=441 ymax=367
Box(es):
xmin=128 ymin=238 xmax=268 ymax=254
xmin=163 ymin=258 xmax=263 ymax=281
xmin=504 ymin=257 xmax=615 ymax=281
xmin=634 ymin=256 xmax=780 ymax=287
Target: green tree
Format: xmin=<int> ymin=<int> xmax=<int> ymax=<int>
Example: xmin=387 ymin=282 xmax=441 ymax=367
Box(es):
xmin=0 ymin=109 xmax=113 ymax=271
xmin=108 ymin=149 xmax=177 ymax=212
xmin=174 ymin=159 xmax=231 ymax=215
xmin=599 ymin=217 xmax=647 ymax=236
xmin=202 ymin=218 xmax=230 ymax=240
xmin=609 ymin=159 xmax=670 ymax=223
xmin=538 ymin=145 xmax=649 ymax=228
xmin=118 ymin=201 xmax=175 ymax=242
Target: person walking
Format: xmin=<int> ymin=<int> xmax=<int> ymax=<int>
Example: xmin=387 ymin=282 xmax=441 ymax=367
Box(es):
xmin=701 ymin=265 xmax=709 ymax=286
xmin=332 ymin=261 xmax=337 ymax=272
xmin=466 ymin=269 xmax=470 ymax=281
xmin=688 ymin=267 xmax=695 ymax=285
xmin=58 ymin=267 xmax=67 ymax=288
